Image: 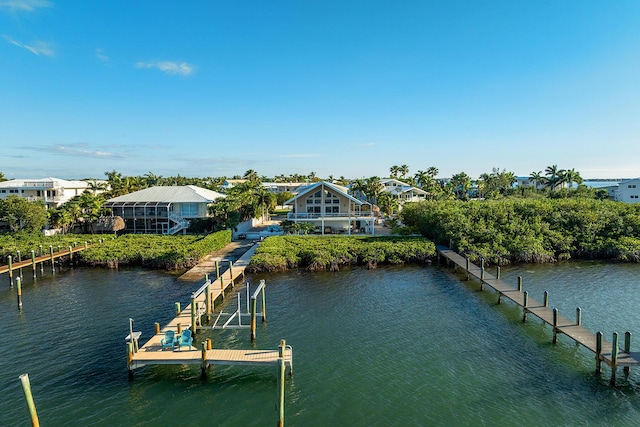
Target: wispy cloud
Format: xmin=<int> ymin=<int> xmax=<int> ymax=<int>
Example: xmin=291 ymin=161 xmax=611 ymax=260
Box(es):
xmin=96 ymin=48 xmax=109 ymax=64
xmin=359 ymin=142 xmax=375 ymax=147
xmin=24 ymin=143 xmax=129 ymax=159
xmin=0 ymin=0 xmax=51 ymax=12
xmin=3 ymin=35 xmax=55 ymax=56
xmin=135 ymin=61 xmax=195 ymax=77
xmin=275 ymin=153 xmax=320 ymax=158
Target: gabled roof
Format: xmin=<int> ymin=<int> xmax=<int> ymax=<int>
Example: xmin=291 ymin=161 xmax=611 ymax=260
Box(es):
xmin=284 ymin=181 xmax=365 ymax=205
xmin=385 ymin=186 xmax=428 ymax=196
xmin=381 ymin=178 xmax=411 ymax=187
xmin=618 ymin=178 xmax=640 ymax=185
xmin=106 ymin=185 xmax=225 ymax=203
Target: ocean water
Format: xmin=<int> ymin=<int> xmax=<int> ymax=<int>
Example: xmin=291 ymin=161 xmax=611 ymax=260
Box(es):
xmin=2 ymin=261 xmax=640 ymax=426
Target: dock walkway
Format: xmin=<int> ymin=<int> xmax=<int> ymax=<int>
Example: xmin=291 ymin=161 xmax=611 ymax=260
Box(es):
xmin=129 ymin=242 xmax=293 ymax=373
xmin=436 ymin=245 xmax=640 ymax=383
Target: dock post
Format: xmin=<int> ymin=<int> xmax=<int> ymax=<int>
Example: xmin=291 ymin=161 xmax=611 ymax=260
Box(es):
xmin=175 ymin=302 xmax=181 ymax=316
xmin=17 ymin=250 xmax=22 ymax=279
xmin=49 ymin=246 xmax=54 ymax=274
xmin=39 ymin=245 xmax=43 ymax=257
xmin=552 ymin=308 xmax=558 ymax=343
xmin=229 ymin=260 xmax=234 ymax=286
xmin=522 ymin=291 xmax=528 ymax=322
xmin=201 ymin=342 xmax=208 ymax=379
xmin=154 ymin=323 xmax=160 ymax=334
xmin=277 ymin=339 xmax=286 ymax=427
xmin=19 ymin=373 xmax=39 ymax=427
xmin=205 ymin=275 xmax=211 ymax=318
xmin=220 ymin=276 xmax=225 ymax=300
xmin=465 ymin=257 xmax=470 ymax=281
xmin=576 ymin=307 xmax=582 ymax=326
xmin=84 ymin=241 xmax=88 ymax=249
xmin=611 ymin=332 xmax=619 ymax=386
xmin=68 ymin=246 xmax=73 ymax=267
xmin=517 ymin=276 xmax=522 ymax=292
xmin=250 ymin=291 xmax=257 ymax=341
xmin=480 ymin=267 xmax=484 ymax=290
xmin=127 ymin=342 xmax=134 ymax=379
xmin=215 ymin=260 xmax=220 ymax=279
xmin=191 ymin=297 xmax=196 ymax=335
xmin=624 ymin=332 xmax=632 ymax=377
xmin=31 ymin=250 xmax=36 ymax=280
xmin=261 ymin=281 xmax=267 ymax=323
xmin=16 ymin=277 xmax=23 ymax=311
xmin=496 ymin=266 xmax=501 ymax=280
xmin=595 ymin=331 xmax=603 ymax=374
xmin=543 ymin=291 xmax=549 ymax=307
xmin=177 ymin=323 xmax=182 ymax=334
xmin=206 ymin=338 xmax=212 ymax=350
xmin=8 ymin=255 xmax=13 ymax=287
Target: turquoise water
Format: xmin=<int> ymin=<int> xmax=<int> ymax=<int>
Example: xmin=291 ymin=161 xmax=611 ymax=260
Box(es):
xmin=2 ymin=261 xmax=640 ymax=426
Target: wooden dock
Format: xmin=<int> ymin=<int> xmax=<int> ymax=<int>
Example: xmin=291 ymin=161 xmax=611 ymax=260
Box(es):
xmin=1 ymin=242 xmax=98 ymax=286
xmin=128 ymin=242 xmax=293 ymax=375
xmin=436 ymin=244 xmax=640 ymax=384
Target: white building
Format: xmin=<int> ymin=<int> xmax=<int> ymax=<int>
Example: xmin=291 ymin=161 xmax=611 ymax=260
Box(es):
xmin=615 ymin=178 xmax=640 ymax=204
xmin=0 ymin=177 xmax=94 ymax=209
xmin=381 ymin=178 xmax=428 ymax=203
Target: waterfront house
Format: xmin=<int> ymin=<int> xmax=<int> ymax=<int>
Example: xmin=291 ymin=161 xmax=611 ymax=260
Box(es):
xmin=615 ymin=178 xmax=640 ymax=204
xmin=103 ymin=185 xmax=225 ymax=234
xmin=0 ymin=177 xmax=98 ymax=209
xmin=284 ymin=181 xmax=375 ymax=235
xmin=381 ymin=178 xmax=428 ymax=204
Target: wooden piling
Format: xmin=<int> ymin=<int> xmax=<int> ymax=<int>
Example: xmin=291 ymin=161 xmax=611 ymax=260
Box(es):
xmin=8 ymin=255 xmax=13 ymax=287
xmin=552 ymin=308 xmax=558 ymax=343
xmin=191 ymin=297 xmax=197 ymax=335
xmin=480 ymin=266 xmax=484 ymax=290
xmin=177 ymin=323 xmax=182 ymax=334
xmin=215 ymin=260 xmax=220 ymax=279
xmin=16 ymin=277 xmax=23 ymax=311
xmin=19 ymin=373 xmax=39 ymax=427
xmin=465 ymin=257 xmax=470 ymax=281
xmin=543 ymin=291 xmax=548 ymax=307
xmin=154 ymin=323 xmax=160 ymax=334
xmin=17 ymin=250 xmax=23 ymax=279
xmin=31 ymin=250 xmax=36 ymax=280
xmin=517 ymin=276 xmax=522 ymax=292
xmin=250 ymin=292 xmax=258 ymax=341
xmin=205 ymin=274 xmax=211 ymax=317
xmin=68 ymin=246 xmax=73 ymax=267
xmin=522 ymin=291 xmax=528 ymax=322
xmin=261 ymin=284 xmax=267 ymax=323
xmin=38 ymin=245 xmax=43 ymax=257
xmin=595 ymin=331 xmax=603 ymax=374
xmin=127 ymin=342 xmax=134 ymax=378
xmin=49 ymin=246 xmax=55 ymax=274
xmin=220 ymin=276 xmax=225 ymax=300
xmin=175 ymin=302 xmax=181 ymax=316
xmin=206 ymin=338 xmax=212 ymax=350
xmin=496 ymin=266 xmax=501 ymax=280
xmin=624 ymin=332 xmax=632 ymax=376
xmin=229 ymin=261 xmax=234 ymax=286
xmin=201 ymin=342 xmax=208 ymax=379
xmin=576 ymin=307 xmax=582 ymax=326
xmin=277 ymin=339 xmax=286 ymax=427
xmin=611 ymin=332 xmax=619 ymax=385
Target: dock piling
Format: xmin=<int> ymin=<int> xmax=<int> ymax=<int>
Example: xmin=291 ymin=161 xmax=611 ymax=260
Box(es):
xmin=49 ymin=246 xmax=54 ymax=274
xmin=201 ymin=342 xmax=208 ymax=379
xmin=522 ymin=291 xmax=528 ymax=322
xmin=8 ymin=255 xmax=13 ymax=287
xmin=543 ymin=291 xmax=548 ymax=307
xmin=496 ymin=266 xmax=501 ymax=280
xmin=552 ymin=308 xmax=558 ymax=343
xmin=19 ymin=373 xmax=39 ymax=427
xmin=611 ymin=332 xmax=619 ymax=385
xmin=175 ymin=302 xmax=181 ymax=316
xmin=576 ymin=307 xmax=582 ymax=326
xmin=277 ymin=339 xmax=286 ymax=427
xmin=595 ymin=332 xmax=603 ymax=374
xmin=624 ymin=332 xmax=632 ymax=377
xmin=31 ymin=250 xmax=36 ymax=280
xmin=16 ymin=277 xmax=23 ymax=311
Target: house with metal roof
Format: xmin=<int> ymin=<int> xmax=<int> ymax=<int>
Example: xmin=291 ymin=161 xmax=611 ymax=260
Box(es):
xmin=103 ymin=185 xmax=226 ymax=234
xmin=381 ymin=178 xmax=428 ymax=204
xmin=284 ymin=181 xmax=375 ymax=235
xmin=615 ymin=178 xmax=640 ymax=204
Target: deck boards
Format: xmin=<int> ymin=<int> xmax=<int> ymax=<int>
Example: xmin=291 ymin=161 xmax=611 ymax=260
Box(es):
xmin=437 ymin=245 xmax=639 ymax=368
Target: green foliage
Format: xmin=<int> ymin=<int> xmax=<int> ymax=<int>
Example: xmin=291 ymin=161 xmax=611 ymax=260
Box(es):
xmin=0 ymin=232 xmax=100 ymax=260
xmin=78 ymin=230 xmax=232 ymax=270
xmin=247 ymin=235 xmax=436 ymax=272
xmin=0 ymin=196 xmax=48 ymax=232
xmin=400 ymin=199 xmax=640 ymax=265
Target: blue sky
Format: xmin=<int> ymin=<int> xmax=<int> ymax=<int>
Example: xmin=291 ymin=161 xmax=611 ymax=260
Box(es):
xmin=2 ymin=0 xmax=639 ymax=181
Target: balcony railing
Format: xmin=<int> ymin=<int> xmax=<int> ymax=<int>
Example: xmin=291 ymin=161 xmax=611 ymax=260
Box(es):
xmin=288 ymin=212 xmax=372 ymax=220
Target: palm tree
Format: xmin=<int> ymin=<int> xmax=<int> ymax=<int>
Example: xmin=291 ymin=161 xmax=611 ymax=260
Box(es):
xmin=544 ymin=165 xmax=566 ymax=191
xmin=426 ymin=166 xmax=439 ymax=178
xmin=254 ymin=187 xmax=275 ymax=223
xmin=563 ymin=168 xmax=583 ymax=189
xmin=364 ymin=176 xmax=384 ymax=205
xmin=529 ymin=171 xmax=545 ymax=190
xmin=243 ymin=169 xmax=260 ymax=182
xmin=376 ymin=191 xmax=399 ymax=216
xmin=87 ymin=180 xmax=108 ymax=195
xmin=399 ymin=164 xmax=409 ymax=179
xmin=450 ymin=172 xmax=472 ymax=200
xmin=389 ymin=165 xmax=400 ymax=179
xmin=0 ymin=171 xmax=7 ymax=182
xmin=414 ymin=170 xmax=430 ymax=188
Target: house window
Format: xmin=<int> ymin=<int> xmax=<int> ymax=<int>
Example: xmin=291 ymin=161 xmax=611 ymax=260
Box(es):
xmin=629 ymin=185 xmax=637 ymax=188
xmin=180 ymin=203 xmax=198 ymax=216
xmin=0 ymin=190 xmax=5 ymax=193
xmin=9 ymin=189 xmax=18 ymax=193
xmin=332 ymin=199 xmax=340 ymax=204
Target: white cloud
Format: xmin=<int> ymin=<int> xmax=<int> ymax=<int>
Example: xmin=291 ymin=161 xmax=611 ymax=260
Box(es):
xmin=3 ymin=36 xmax=55 ymax=56
xmin=24 ymin=143 xmax=128 ymax=159
xmin=0 ymin=0 xmax=51 ymax=12
xmin=135 ymin=61 xmax=195 ymax=77
xmin=96 ymin=48 xmax=109 ymax=63
xmin=275 ymin=153 xmax=320 ymax=158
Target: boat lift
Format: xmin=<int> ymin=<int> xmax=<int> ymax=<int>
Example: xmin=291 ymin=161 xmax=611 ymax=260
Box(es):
xmin=210 ymin=280 xmax=267 ymax=340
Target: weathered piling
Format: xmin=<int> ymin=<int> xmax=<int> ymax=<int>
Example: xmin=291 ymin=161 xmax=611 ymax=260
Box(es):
xmin=552 ymin=308 xmax=559 ymax=343
xmin=201 ymin=342 xmax=208 ymax=379
xmin=16 ymin=277 xmax=23 ymax=311
xmin=576 ymin=307 xmax=582 ymax=326
xmin=175 ymin=302 xmax=181 ymax=316
xmin=19 ymin=373 xmax=39 ymax=427
xmin=277 ymin=339 xmax=286 ymax=427
xmin=17 ymin=250 xmax=23 ymax=279
xmin=31 ymin=250 xmax=36 ymax=280
xmin=522 ymin=291 xmax=528 ymax=322
xmin=68 ymin=246 xmax=73 ymax=267
xmin=251 ymin=291 xmax=258 ymax=341
xmin=610 ymin=332 xmax=619 ymax=385
xmin=49 ymin=246 xmax=55 ymax=274
xmin=191 ymin=297 xmax=197 ymax=335
xmin=517 ymin=276 xmax=522 ymax=292
xmin=8 ymin=255 xmax=13 ymax=287
xmin=595 ymin=331 xmax=603 ymax=374
xmin=229 ymin=260 xmax=234 ymax=286
xmin=624 ymin=332 xmax=632 ymax=376
xmin=465 ymin=257 xmax=470 ymax=281
xmin=543 ymin=291 xmax=549 ymax=307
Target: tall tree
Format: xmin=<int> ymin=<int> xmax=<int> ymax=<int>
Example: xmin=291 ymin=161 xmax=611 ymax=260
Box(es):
xmin=545 ymin=165 xmax=566 ymax=191
xmin=529 ymin=171 xmax=545 ymax=190
xmin=449 ymin=172 xmax=472 ymax=200
xmin=389 ymin=165 xmax=400 ymax=179
xmin=399 ymin=164 xmax=409 ymax=179
xmin=0 ymin=196 xmax=47 ymax=232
